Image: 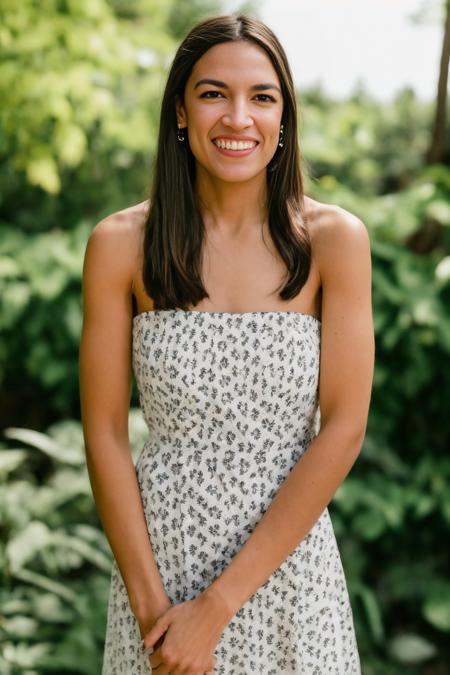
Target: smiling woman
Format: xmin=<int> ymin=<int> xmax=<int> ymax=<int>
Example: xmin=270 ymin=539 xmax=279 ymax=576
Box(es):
xmin=79 ymin=12 xmax=373 ymax=675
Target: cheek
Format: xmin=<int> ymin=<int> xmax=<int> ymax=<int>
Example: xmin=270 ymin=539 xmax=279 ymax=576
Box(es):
xmin=187 ymin=104 xmax=215 ymax=129
xmin=188 ymin=131 xmax=211 ymax=155
xmin=187 ymin=117 xmax=215 ymax=149
xmin=262 ymin=127 xmax=280 ymax=149
xmin=260 ymin=115 xmax=282 ymax=140
xmin=186 ymin=133 xmax=213 ymax=165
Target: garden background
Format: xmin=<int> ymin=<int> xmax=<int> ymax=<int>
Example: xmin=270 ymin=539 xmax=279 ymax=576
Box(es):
xmin=1 ymin=0 xmax=449 ymax=673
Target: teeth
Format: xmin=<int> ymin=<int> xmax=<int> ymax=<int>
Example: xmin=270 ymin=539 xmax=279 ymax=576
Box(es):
xmin=214 ymin=139 xmax=257 ymax=150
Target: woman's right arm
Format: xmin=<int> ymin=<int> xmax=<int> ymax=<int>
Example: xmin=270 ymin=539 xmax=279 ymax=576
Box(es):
xmin=78 ymin=213 xmax=171 ymax=635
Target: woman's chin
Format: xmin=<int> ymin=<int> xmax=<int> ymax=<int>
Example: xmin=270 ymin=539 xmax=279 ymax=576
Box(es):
xmin=202 ymin=162 xmax=267 ymax=182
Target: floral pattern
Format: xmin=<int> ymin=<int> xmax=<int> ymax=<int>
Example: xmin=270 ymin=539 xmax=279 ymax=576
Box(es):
xmin=102 ymin=310 xmax=361 ymax=674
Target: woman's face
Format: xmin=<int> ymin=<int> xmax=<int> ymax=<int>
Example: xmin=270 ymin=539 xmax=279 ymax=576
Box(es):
xmin=176 ymin=40 xmax=284 ymax=183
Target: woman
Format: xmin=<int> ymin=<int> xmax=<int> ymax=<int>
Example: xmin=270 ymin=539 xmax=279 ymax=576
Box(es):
xmin=79 ymin=13 xmax=374 ymax=675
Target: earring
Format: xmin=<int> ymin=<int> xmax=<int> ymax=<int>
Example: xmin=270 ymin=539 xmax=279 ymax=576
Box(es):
xmin=278 ymin=124 xmax=284 ymax=147
xmin=177 ymin=125 xmax=185 ymax=142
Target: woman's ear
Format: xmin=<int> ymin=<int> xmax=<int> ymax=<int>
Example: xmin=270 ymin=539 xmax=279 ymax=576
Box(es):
xmin=175 ymin=95 xmax=187 ymax=128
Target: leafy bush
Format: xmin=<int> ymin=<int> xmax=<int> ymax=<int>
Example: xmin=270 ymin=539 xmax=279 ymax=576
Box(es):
xmin=0 ymin=411 xmax=149 ymax=674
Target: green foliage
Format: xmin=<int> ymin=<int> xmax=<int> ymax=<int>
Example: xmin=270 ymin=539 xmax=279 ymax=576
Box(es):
xmin=166 ymin=0 xmax=224 ymax=39
xmin=0 ymin=0 xmax=257 ymax=229
xmin=0 ymin=411 xmax=149 ymax=674
xmin=0 ymin=218 xmax=92 ymax=420
xmin=326 ymin=182 xmax=450 ymax=671
xmin=301 ymin=86 xmax=435 ymax=200
xmin=0 ymin=0 xmax=175 ymax=195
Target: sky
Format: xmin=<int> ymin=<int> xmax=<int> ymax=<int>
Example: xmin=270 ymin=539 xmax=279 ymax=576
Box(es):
xmin=225 ymin=0 xmax=444 ymax=103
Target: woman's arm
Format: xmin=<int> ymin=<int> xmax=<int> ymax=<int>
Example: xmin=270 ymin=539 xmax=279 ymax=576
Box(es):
xmin=203 ymin=207 xmax=375 ymax=621
xmin=79 ymin=213 xmax=170 ymax=632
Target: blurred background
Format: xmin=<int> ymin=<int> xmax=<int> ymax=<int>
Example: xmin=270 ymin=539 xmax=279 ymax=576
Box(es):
xmin=1 ymin=0 xmax=449 ymax=673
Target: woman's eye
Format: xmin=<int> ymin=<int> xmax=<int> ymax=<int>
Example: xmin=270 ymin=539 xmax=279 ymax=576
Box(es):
xmin=200 ymin=91 xmax=223 ymax=98
xmin=255 ymin=94 xmax=276 ymax=102
xmin=200 ymin=91 xmax=275 ymax=102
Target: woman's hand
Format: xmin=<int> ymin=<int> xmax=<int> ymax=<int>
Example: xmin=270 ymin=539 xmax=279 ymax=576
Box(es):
xmin=142 ymin=588 xmax=229 ymax=674
xmin=136 ymin=595 xmax=173 ymax=655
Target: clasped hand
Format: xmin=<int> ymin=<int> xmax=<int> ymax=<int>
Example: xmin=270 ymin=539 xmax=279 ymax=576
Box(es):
xmin=142 ymin=588 xmax=229 ymax=674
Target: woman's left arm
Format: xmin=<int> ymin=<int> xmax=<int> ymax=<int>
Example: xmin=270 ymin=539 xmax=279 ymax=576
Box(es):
xmin=205 ymin=208 xmax=376 ymax=623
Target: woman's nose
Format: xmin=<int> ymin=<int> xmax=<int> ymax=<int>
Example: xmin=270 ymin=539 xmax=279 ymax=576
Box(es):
xmin=222 ymin=101 xmax=253 ymax=129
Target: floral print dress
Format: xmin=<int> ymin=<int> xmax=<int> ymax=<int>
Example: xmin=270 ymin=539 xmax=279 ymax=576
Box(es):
xmin=102 ymin=310 xmax=361 ymax=674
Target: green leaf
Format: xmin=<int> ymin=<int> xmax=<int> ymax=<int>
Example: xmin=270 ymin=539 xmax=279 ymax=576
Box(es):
xmin=54 ymin=123 xmax=87 ymax=166
xmin=0 ymin=449 xmax=28 ymax=478
xmin=389 ymin=633 xmax=437 ymax=664
xmin=6 ymin=521 xmax=52 ymax=572
xmin=25 ymin=156 xmax=61 ymax=194
xmin=3 ymin=427 xmax=83 ymax=466
xmin=423 ymin=582 xmax=450 ymax=631
xmin=435 ymin=255 xmax=450 ymax=284
xmin=1 ymin=615 xmax=39 ymax=638
xmin=1 ymin=641 xmax=53 ymax=669
xmin=426 ymin=199 xmax=450 ymax=225
xmin=352 ymin=509 xmax=386 ymax=540
xmin=0 ymin=256 xmax=20 ymax=278
xmin=52 ymin=532 xmax=111 ymax=572
xmin=12 ymin=568 xmax=79 ymax=605
xmin=354 ymin=584 xmax=384 ymax=643
xmin=31 ymin=593 xmax=73 ymax=623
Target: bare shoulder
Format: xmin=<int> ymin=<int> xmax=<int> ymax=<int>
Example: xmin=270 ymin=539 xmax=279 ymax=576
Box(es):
xmin=86 ymin=200 xmax=148 ymax=274
xmin=90 ymin=200 xmax=148 ymax=251
xmin=304 ymin=198 xmax=371 ymax=285
xmin=82 ymin=201 xmax=149 ymax=324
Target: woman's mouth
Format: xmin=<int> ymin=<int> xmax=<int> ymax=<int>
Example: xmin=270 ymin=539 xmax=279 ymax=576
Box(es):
xmin=212 ymin=138 xmax=259 ymax=157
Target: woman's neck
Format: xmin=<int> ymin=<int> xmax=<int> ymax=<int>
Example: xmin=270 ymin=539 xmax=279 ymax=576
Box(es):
xmin=195 ymin=170 xmax=268 ymax=238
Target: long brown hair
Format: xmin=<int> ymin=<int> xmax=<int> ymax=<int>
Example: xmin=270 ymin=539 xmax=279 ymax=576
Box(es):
xmin=141 ymin=14 xmax=312 ymax=310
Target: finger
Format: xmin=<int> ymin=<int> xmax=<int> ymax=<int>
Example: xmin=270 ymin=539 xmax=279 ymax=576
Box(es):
xmin=144 ymin=613 xmax=171 ymax=649
xmin=149 ymin=661 xmax=171 ymax=675
xmin=149 ymin=633 xmax=169 ymax=675
xmin=148 ymin=634 xmax=167 ymax=668
xmin=148 ymin=655 xmax=164 ymax=670
xmin=203 ymin=655 xmax=216 ymax=673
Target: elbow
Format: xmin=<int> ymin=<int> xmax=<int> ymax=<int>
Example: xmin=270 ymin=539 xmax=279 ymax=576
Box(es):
xmin=320 ymin=414 xmax=367 ymax=455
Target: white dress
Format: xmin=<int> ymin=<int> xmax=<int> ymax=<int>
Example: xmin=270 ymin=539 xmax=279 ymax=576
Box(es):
xmin=102 ymin=310 xmax=361 ymax=674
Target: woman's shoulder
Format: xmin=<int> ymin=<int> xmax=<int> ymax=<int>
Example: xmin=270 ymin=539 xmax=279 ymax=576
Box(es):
xmin=92 ymin=200 xmax=148 ymax=237
xmin=303 ymin=196 xmax=370 ymax=283
xmin=85 ymin=201 xmax=149 ymax=290
xmin=89 ymin=200 xmax=148 ymax=255
xmin=303 ymin=195 xmax=363 ymax=235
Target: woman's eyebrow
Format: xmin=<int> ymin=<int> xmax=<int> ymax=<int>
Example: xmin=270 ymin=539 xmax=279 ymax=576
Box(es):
xmin=193 ymin=78 xmax=281 ymax=93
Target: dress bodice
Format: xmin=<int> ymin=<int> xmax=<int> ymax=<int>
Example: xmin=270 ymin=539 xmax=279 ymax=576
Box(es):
xmin=132 ymin=310 xmax=322 ymax=456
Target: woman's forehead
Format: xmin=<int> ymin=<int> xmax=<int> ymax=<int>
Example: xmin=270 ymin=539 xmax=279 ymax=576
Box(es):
xmin=188 ymin=42 xmax=279 ymax=85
